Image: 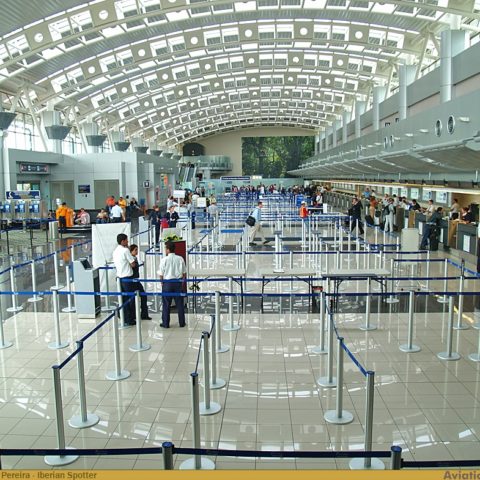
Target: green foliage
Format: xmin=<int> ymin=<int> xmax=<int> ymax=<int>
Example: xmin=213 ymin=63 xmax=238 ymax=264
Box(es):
xmin=164 ymin=234 xmax=183 ymax=242
xmin=242 ymin=136 xmax=314 ymax=177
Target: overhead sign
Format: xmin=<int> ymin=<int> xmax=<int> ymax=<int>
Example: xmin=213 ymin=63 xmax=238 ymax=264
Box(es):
xmin=220 ymin=176 xmax=251 ymax=182
xmin=19 ymin=163 xmax=49 ymax=174
xmin=173 ymin=189 xmax=186 ymax=198
xmin=6 ymin=190 xmax=41 ymax=200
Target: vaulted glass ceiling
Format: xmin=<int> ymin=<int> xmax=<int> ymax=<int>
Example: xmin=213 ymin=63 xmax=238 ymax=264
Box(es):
xmin=0 ymin=0 xmax=479 ymax=146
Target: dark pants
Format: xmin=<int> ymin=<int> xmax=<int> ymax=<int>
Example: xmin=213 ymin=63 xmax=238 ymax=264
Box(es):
xmin=120 ymin=277 xmax=137 ymax=324
xmin=420 ymin=224 xmax=434 ymax=249
xmin=58 ymin=216 xmax=66 ymax=232
xmin=162 ymin=280 xmax=185 ymax=327
xmin=351 ymin=218 xmax=364 ymax=235
xmin=155 ymin=226 xmax=160 ymax=245
xmin=112 ymin=217 xmax=121 ymax=223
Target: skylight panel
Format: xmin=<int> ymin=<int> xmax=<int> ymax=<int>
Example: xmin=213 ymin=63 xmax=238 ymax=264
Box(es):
xmin=234 ymin=1 xmax=257 ymax=12
xmin=166 ymin=11 xmax=190 ymax=21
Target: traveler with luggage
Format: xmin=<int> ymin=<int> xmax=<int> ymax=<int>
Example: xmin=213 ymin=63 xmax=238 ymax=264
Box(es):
xmin=420 ymin=207 xmax=443 ymax=250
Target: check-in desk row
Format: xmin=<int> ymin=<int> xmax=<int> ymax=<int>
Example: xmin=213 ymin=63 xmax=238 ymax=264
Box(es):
xmin=407 ymin=210 xmax=477 ymax=255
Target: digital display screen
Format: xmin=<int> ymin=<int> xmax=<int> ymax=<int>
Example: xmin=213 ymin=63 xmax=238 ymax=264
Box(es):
xmin=78 ymin=185 xmax=90 ymax=194
xmin=19 ymin=163 xmax=48 ymax=173
xmin=80 ymin=259 xmax=91 ymax=269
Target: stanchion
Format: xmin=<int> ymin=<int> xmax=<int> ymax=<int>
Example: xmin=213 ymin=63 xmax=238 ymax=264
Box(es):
xmin=311 ymin=290 xmax=327 ymax=354
xmin=69 ymin=341 xmax=100 ymax=428
xmin=62 ymin=265 xmax=76 ymax=313
xmin=210 ymin=315 xmax=226 ymax=389
xmin=454 ymin=271 xmax=468 ymax=330
xmin=106 ymin=310 xmax=131 ymax=380
xmin=385 ymin=258 xmax=399 ymax=304
xmin=48 ymin=287 xmax=69 ymax=349
xmin=468 ymin=327 xmax=480 ymax=362
xmin=116 ymin=278 xmax=130 ymax=329
xmin=6 ymin=265 xmax=23 ymax=313
xmin=437 ymin=259 xmax=449 ymax=303
xmin=162 ymin=442 xmax=174 ymax=470
xmin=324 ymin=336 xmax=354 ymax=424
xmin=53 ymin=250 xmax=63 ymax=289
xmin=437 ymin=296 xmax=461 ymax=361
xmin=28 ymin=259 xmax=43 ymax=303
xmin=317 ymin=313 xmax=337 ymax=388
xmin=390 ymin=446 xmax=403 ymax=470
xmin=214 ymin=291 xmax=229 ymax=352
xmin=350 ymin=371 xmax=385 ymax=470
xmin=44 ymin=367 xmax=79 ymax=466
xmin=360 ymin=277 xmax=376 ymax=331
xmin=399 ymin=291 xmax=421 ymax=353
xmin=0 ymin=310 xmax=13 ymax=349
xmin=179 ymin=372 xmax=215 ymax=470
xmin=199 ymin=331 xmax=222 ymax=415
xmin=129 ymin=291 xmax=151 ymax=352
xmin=102 ymin=264 xmax=113 ymax=312
xmin=422 ymin=251 xmax=431 ymax=291
xmin=224 ymin=278 xmax=240 ymax=331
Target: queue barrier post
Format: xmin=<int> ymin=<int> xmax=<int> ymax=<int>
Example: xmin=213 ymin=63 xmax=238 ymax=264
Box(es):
xmin=129 ymin=291 xmax=151 ymax=352
xmin=116 ymin=278 xmax=128 ymax=329
xmin=454 ymin=267 xmax=468 ymax=330
xmin=317 ymin=313 xmax=337 ymax=388
xmin=214 ymin=291 xmax=229 ymax=353
xmin=62 ymin=265 xmax=76 ymax=313
xmin=53 ymin=250 xmax=64 ymax=289
xmin=350 ymin=371 xmax=385 ymax=470
xmin=422 ymin=251 xmax=431 ymax=292
xmin=106 ymin=309 xmax=131 ymax=380
xmin=199 ymin=331 xmax=221 ymax=415
xmin=69 ymin=341 xmax=100 ymax=429
xmin=48 ymin=287 xmax=69 ymax=349
xmin=399 ymin=291 xmax=421 ymax=353
xmin=209 ymin=315 xmax=226 ymax=389
xmin=437 ymin=296 xmax=461 ymax=361
xmin=0 ymin=309 xmax=13 ymax=349
xmin=360 ymin=277 xmax=376 ymax=331
xmin=101 ymin=263 xmax=113 ymax=312
xmin=468 ymin=326 xmax=480 ymax=362
xmin=44 ymin=367 xmax=79 ymax=466
xmin=224 ymin=278 xmax=241 ymax=332
xmin=28 ymin=259 xmax=43 ymax=303
xmin=311 ymin=290 xmax=327 ymax=355
xmin=437 ymin=259 xmax=449 ymax=304
xmin=6 ymin=265 xmax=23 ymax=313
xmin=390 ymin=446 xmax=403 ymax=470
xmin=385 ymin=258 xmax=399 ymax=304
xmin=162 ymin=442 xmax=174 ymax=470
xmin=324 ymin=336 xmax=354 ymax=425
xmin=179 ymin=373 xmax=215 ymax=470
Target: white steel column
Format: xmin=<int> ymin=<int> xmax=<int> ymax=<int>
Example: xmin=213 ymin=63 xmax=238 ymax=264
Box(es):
xmin=398 ymin=65 xmax=416 ymax=121
xmin=372 ymin=86 xmax=387 ymax=131
xmin=342 ymin=111 xmax=351 ymax=144
xmin=440 ymin=30 xmax=468 ymax=104
xmin=354 ymin=101 xmax=366 ymax=139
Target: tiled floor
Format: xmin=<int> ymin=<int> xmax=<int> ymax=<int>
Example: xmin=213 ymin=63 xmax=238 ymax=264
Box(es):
xmin=0 ymin=223 xmax=480 ymax=469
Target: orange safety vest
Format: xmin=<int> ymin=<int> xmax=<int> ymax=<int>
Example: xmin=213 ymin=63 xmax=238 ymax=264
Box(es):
xmin=299 ymin=205 xmax=308 ymax=218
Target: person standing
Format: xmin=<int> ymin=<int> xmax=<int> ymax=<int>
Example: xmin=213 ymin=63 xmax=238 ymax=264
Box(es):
xmin=111 ymin=202 xmax=123 ymax=222
xmin=149 ymin=205 xmax=162 ymax=246
xmin=350 ymin=197 xmax=364 ymax=235
xmin=118 ymin=196 xmax=127 ymax=220
xmin=166 ymin=205 xmax=179 ymax=227
xmin=248 ymin=201 xmax=270 ymax=246
xmin=112 ymin=233 xmax=137 ymax=326
xmin=158 ymin=241 xmax=186 ymax=328
xmin=384 ymin=198 xmax=395 ymax=233
xmin=129 ymin=244 xmax=152 ymax=320
xmin=420 ymin=207 xmax=443 ymax=250
xmin=56 ymin=202 xmax=68 ymax=233
xmin=450 ymin=198 xmax=460 ymax=220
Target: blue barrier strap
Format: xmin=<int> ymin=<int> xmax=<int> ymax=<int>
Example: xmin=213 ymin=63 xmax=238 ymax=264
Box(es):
xmin=56 ymin=343 xmax=83 ymax=370
xmin=80 ymin=310 xmax=117 ymax=343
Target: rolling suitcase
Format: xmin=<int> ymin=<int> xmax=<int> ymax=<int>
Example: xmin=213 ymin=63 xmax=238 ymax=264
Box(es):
xmin=429 ymin=227 xmax=440 ymax=251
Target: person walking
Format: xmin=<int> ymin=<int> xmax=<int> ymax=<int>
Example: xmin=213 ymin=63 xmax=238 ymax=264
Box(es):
xmin=248 ymin=201 xmax=270 ymax=246
xmin=158 ymin=240 xmax=186 ymax=328
xmin=112 ymin=233 xmax=137 ymax=326
xmin=384 ymin=198 xmax=395 ymax=233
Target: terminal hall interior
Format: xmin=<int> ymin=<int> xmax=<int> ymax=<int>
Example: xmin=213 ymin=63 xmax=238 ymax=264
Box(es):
xmin=1 ymin=0 xmax=480 ymax=472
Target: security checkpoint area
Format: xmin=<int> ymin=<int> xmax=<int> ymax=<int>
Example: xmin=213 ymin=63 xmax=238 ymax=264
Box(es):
xmin=0 ymin=193 xmax=480 ymax=471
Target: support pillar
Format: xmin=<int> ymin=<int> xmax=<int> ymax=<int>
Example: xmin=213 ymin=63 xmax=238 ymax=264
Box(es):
xmin=398 ymin=65 xmax=416 ymax=121
xmin=355 ymin=101 xmax=367 ymax=139
xmin=440 ymin=30 xmax=468 ymax=103
xmin=372 ymin=86 xmax=387 ymax=131
xmin=342 ymin=110 xmax=351 ymax=144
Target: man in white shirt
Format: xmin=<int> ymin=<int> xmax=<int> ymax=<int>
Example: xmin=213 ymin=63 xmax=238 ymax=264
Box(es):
xmin=248 ymin=201 xmax=270 ymax=246
xmin=158 ymin=240 xmax=187 ymax=328
xmin=112 ymin=233 xmax=137 ymax=325
xmin=110 ymin=202 xmax=123 ymax=223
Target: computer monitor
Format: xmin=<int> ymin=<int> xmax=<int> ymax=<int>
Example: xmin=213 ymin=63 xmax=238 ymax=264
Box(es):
xmin=80 ymin=258 xmax=91 ymax=269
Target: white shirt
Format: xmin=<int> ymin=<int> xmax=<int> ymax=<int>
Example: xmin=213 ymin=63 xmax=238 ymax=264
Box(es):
xmin=158 ymin=253 xmax=186 ymax=280
xmin=426 ymin=204 xmax=435 ymax=215
xmin=113 ymin=245 xmax=134 ymax=278
xmin=111 ymin=204 xmax=123 ymax=218
xmin=167 ymin=199 xmax=178 ymax=209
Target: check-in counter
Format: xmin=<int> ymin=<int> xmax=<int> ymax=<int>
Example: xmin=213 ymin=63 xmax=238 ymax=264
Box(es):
xmin=456 ymin=223 xmax=478 ymax=255
xmin=413 ymin=212 xmax=450 ymax=248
